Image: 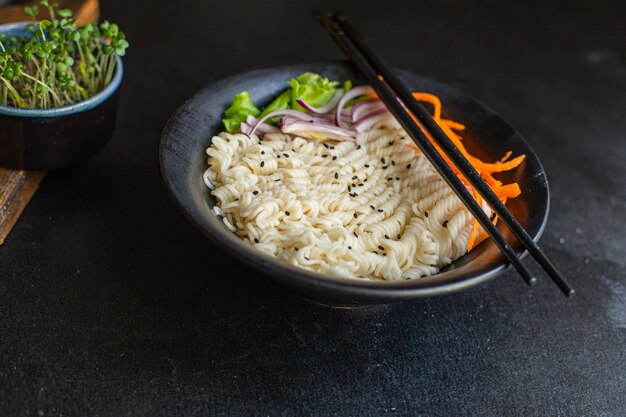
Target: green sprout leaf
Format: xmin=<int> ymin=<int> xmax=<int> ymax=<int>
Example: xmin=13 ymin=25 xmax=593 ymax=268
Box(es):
xmin=57 ymin=8 xmax=72 ymax=18
xmin=0 ymin=0 xmax=128 ymax=109
xmin=24 ymin=5 xmax=39 ymax=17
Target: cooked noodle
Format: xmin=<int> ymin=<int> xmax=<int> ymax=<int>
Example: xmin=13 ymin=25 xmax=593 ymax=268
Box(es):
xmin=203 ymin=126 xmax=491 ymax=281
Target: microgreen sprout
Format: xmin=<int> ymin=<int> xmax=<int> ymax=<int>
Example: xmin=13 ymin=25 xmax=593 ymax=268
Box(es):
xmin=0 ymin=0 xmax=129 ymax=108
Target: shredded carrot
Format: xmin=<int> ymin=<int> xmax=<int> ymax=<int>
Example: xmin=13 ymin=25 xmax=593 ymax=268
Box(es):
xmin=404 ymin=92 xmax=525 ymax=251
xmin=441 ymin=119 xmax=465 ymax=131
xmin=411 ymin=93 xmax=442 ymax=121
xmin=499 ymin=150 xmax=512 ymax=162
xmin=474 ymin=213 xmax=499 ymax=248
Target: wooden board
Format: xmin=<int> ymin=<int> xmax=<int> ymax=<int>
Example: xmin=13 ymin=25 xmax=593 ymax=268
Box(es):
xmin=0 ymin=0 xmax=99 ymax=25
xmin=0 ymin=170 xmax=45 ymax=245
xmin=0 ymin=0 xmax=97 ymax=245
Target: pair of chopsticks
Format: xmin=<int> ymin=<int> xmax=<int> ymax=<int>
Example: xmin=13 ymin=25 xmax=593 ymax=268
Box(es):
xmin=314 ymin=12 xmax=574 ymax=296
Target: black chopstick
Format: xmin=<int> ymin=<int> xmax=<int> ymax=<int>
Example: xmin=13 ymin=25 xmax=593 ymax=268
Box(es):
xmin=327 ymin=13 xmax=574 ymax=297
xmin=314 ymin=12 xmax=536 ymax=288
xmin=315 ymin=13 xmax=536 ymax=284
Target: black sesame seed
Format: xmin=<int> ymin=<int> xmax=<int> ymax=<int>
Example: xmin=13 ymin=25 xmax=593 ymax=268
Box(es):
xmin=283 ymin=153 xmax=289 ymax=158
xmin=295 ymin=247 xmax=299 ymax=251
xmin=407 ymin=164 xmax=411 ymax=169
xmin=323 ymin=143 xmax=329 ymax=149
xmin=353 ymin=193 xmax=359 ymax=197
xmin=260 ymin=161 xmax=265 ymax=167
xmin=370 ymin=205 xmax=375 ymax=210
xmin=253 ymin=190 xmax=258 ymax=195
xmin=304 ymin=257 xmax=310 ymax=260
xmin=274 ymin=179 xmax=280 ymax=182
xmin=285 ymin=211 xmax=290 ymax=216
xmin=277 ymin=155 xmax=281 ymax=158
xmin=254 ymin=238 xmax=259 ymax=243
xmin=443 ymin=220 xmax=449 ymax=227
xmin=391 ymin=160 xmax=396 ymax=166
xmin=348 ymin=186 xmax=351 ymax=192
xmin=364 ymin=164 xmax=370 ymax=168
xmin=364 ymin=179 xmax=368 ymax=182
xmin=384 ymin=235 xmax=390 ymax=239
xmin=383 ymin=253 xmax=387 ymax=257
xmin=358 ymin=183 xmax=364 ymax=187
xmin=322 ymin=154 xmax=328 ymax=158
xmin=348 ymin=246 xmax=352 ymax=250
xmin=332 ymin=156 xmax=337 ymax=161
xmin=397 ymin=234 xmax=401 ymax=239
xmin=389 ymin=141 xmax=395 ymax=146
xmin=378 ymin=245 xmax=385 ymax=250
xmin=396 ymin=177 xmax=400 ymax=181
xmin=382 ymin=165 xmax=388 ymax=169
xmin=378 ymin=209 xmax=383 ymax=213
xmin=424 ymin=211 xmax=429 ymax=217
xmin=352 ymin=175 xmax=358 ymax=180
xmin=387 ymin=177 xmax=393 ymax=181
xmin=330 ymin=146 xmax=335 ymax=150
xmin=356 ymin=145 xmax=362 ymax=150
xmin=335 ymin=173 xmax=339 ymax=179
xmin=353 ymin=232 xmax=359 ymax=238
xmin=381 ymin=158 xmax=386 ymax=163
xmin=261 ymin=151 xmax=265 ymax=155
xmin=353 ymin=213 xmax=358 ymax=218
xmin=372 ymin=251 xmax=378 ymax=255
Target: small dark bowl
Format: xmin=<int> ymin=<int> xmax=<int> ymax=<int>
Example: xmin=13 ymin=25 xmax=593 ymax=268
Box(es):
xmin=0 ymin=22 xmax=123 ymax=171
xmin=160 ymin=61 xmax=549 ymax=306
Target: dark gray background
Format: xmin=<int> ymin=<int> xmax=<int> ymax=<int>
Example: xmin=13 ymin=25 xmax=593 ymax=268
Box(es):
xmin=1 ymin=0 xmax=625 ymax=416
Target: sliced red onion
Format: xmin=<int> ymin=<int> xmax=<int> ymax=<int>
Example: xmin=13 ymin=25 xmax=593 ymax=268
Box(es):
xmin=295 ymin=90 xmax=344 ymax=114
xmin=316 ymin=111 xmax=351 ymax=124
xmin=249 ymin=109 xmax=313 ymax=136
xmin=335 ymin=86 xmax=374 ymax=128
xmin=354 ymin=107 xmax=389 ymax=125
xmin=280 ymin=115 xmax=332 ymax=128
xmin=351 ymin=100 xmax=386 ymax=122
xmin=245 ymin=115 xmax=280 ymax=134
xmin=282 ymin=122 xmax=356 ymax=141
xmin=240 ymin=122 xmax=252 ymax=134
xmin=354 ymin=113 xmax=400 ymax=133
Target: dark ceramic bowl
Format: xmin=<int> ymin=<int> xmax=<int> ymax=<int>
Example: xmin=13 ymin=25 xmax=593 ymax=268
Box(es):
xmin=160 ymin=61 xmax=549 ymax=305
xmin=0 ymin=22 xmax=123 ymax=171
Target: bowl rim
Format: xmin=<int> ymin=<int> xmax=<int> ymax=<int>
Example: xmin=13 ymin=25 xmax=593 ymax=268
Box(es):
xmin=160 ymin=60 xmax=550 ymax=300
xmin=0 ymin=21 xmax=124 ymax=118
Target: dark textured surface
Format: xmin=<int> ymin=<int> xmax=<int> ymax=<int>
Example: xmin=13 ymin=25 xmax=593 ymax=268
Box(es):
xmin=0 ymin=0 xmax=625 ymax=415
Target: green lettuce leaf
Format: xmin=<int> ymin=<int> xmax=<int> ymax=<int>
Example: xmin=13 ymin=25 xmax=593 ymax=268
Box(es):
xmin=260 ymin=90 xmax=291 ymax=118
xmin=288 ymin=72 xmax=339 ymax=111
xmin=222 ymin=91 xmax=260 ymax=133
xmin=221 ymin=73 xmax=352 ymax=132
